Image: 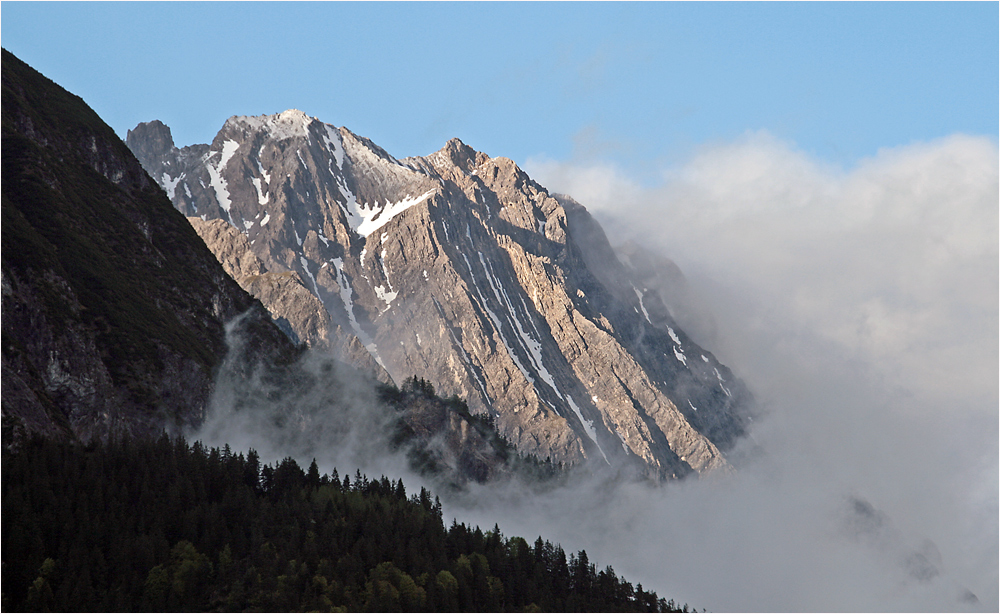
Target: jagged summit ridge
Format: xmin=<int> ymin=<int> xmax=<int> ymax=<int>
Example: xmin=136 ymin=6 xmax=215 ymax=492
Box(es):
xmin=413 ymin=137 xmax=488 ymax=175
xmin=127 ymin=110 xmax=753 ymax=479
xmin=225 ymin=109 xmax=315 ymax=141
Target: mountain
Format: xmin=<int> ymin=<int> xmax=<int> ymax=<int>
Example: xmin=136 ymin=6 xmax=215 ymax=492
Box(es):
xmin=2 ymin=50 xmax=546 ymax=490
xmin=128 ymin=111 xmax=753 ymax=479
xmin=0 ymin=49 xmax=296 ymax=445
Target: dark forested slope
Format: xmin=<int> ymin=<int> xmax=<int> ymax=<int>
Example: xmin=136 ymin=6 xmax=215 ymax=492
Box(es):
xmin=2 ymin=436 xmax=691 ymax=612
xmin=1 ymin=48 xmax=294 ymax=445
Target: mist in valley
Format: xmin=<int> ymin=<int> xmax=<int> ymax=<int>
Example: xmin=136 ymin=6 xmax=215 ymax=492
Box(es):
xmin=191 ymin=132 xmax=997 ymax=612
xmin=192 ymin=315 xmax=440 ymax=497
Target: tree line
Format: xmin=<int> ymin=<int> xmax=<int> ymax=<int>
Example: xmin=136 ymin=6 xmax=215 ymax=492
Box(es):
xmin=2 ymin=435 xmax=693 ymax=612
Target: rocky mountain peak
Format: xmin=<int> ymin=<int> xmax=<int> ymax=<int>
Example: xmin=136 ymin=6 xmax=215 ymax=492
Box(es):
xmin=128 ymin=112 xmax=754 ymax=480
xmin=437 ymin=137 xmax=486 ymax=173
xmin=126 ymin=119 xmax=175 ymax=161
xmin=223 ymin=109 xmax=316 ymax=142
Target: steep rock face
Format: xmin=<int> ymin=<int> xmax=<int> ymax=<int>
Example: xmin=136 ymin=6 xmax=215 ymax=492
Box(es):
xmin=0 ymin=49 xmax=293 ymax=446
xmin=128 ymin=111 xmax=752 ymax=479
xmin=614 ymin=240 xmax=722 ymax=365
xmin=186 ymin=216 xmax=389 ymax=381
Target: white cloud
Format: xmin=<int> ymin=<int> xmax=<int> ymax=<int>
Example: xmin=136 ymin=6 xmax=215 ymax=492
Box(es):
xmin=527 ymin=132 xmax=998 ymax=412
xmin=509 ymin=133 xmax=999 ymax=611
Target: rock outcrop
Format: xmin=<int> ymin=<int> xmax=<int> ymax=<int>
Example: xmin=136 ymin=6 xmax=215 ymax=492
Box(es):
xmin=128 ymin=110 xmax=754 ymax=479
xmin=186 ymin=216 xmax=390 ymax=381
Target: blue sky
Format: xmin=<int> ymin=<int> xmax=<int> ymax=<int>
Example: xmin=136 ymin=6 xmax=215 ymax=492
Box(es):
xmin=3 ymin=2 xmax=997 ymax=177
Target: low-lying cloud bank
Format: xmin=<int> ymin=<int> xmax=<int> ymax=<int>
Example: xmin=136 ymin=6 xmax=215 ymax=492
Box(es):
xmin=490 ymin=133 xmax=996 ymax=611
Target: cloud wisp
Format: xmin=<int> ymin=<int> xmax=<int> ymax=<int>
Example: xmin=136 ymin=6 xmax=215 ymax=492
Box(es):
xmin=191 ymin=316 xmax=435 ymax=494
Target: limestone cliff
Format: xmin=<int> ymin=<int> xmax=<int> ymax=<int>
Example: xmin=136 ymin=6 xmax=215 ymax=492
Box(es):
xmin=186 ymin=216 xmax=390 ymax=381
xmin=128 ymin=111 xmax=753 ymax=479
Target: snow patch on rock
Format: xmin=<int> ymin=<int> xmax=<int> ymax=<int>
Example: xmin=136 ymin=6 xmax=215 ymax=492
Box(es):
xmin=567 ymin=395 xmax=610 ymax=465
xmin=322 ymin=124 xmax=346 ymax=169
xmin=375 ymin=285 xmax=398 ymax=310
xmin=251 ymin=177 xmax=269 ymax=205
xmin=673 ymin=345 xmax=688 ymax=366
xmin=344 ymin=190 xmax=436 ymax=238
xmin=332 ymin=257 xmax=386 ymax=370
xmin=160 ymin=172 xmax=184 ymax=200
xmin=634 ymin=287 xmax=652 ymax=324
xmin=205 ymin=150 xmax=233 ymax=224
